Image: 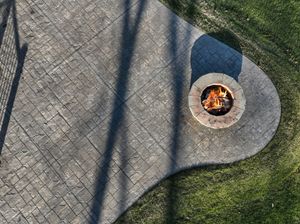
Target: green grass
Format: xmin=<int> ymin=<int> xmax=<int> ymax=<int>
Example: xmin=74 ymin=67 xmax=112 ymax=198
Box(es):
xmin=115 ymin=0 xmax=300 ymax=223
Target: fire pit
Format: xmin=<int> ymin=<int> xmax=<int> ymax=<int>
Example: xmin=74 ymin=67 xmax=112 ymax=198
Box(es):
xmin=189 ymin=73 xmax=246 ymax=129
xmin=201 ymin=84 xmax=234 ymax=116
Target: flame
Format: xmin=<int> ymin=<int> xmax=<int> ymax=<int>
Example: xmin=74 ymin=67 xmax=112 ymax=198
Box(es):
xmin=202 ymin=86 xmax=229 ymax=111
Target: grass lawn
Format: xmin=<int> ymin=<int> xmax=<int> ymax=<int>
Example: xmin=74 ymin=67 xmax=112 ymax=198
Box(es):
xmin=115 ymin=0 xmax=300 ymax=223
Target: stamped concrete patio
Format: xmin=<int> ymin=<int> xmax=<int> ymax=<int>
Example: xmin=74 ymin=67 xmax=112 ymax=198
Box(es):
xmin=0 ymin=0 xmax=280 ymax=223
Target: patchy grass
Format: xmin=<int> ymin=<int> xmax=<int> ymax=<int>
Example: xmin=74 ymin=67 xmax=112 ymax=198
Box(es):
xmin=115 ymin=0 xmax=300 ymax=223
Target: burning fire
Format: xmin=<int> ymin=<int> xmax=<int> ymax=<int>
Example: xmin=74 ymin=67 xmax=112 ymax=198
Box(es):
xmin=202 ymin=86 xmax=232 ymax=112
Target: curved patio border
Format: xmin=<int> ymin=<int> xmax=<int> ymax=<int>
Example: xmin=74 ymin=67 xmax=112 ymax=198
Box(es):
xmin=0 ymin=1 xmax=281 ymax=224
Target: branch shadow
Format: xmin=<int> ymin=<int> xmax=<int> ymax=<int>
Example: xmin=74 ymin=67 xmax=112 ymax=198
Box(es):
xmin=165 ymin=28 xmax=243 ymax=224
xmin=88 ymin=0 xmax=147 ymax=223
xmin=0 ymin=0 xmax=28 ymax=156
xmin=165 ymin=0 xmax=196 ymax=222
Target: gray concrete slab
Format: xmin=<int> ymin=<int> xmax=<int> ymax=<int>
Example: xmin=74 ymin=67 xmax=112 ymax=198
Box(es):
xmin=0 ymin=0 xmax=280 ymax=223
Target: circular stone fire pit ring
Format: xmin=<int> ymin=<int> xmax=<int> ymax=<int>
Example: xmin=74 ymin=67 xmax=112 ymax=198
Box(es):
xmin=189 ymin=73 xmax=246 ymax=129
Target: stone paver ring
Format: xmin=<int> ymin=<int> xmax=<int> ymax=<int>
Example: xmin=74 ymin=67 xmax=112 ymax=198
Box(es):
xmin=189 ymin=73 xmax=246 ymax=129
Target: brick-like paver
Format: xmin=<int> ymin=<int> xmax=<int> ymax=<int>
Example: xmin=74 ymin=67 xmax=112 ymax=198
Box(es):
xmin=0 ymin=0 xmax=280 ymax=223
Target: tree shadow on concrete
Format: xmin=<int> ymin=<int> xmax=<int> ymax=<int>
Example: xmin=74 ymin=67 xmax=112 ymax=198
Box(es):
xmin=190 ymin=30 xmax=242 ymax=86
xmin=88 ymin=0 xmax=147 ymax=223
xmin=165 ymin=1 xmax=196 ymax=223
xmin=0 ymin=0 xmax=28 ymax=156
xmin=114 ymin=5 xmax=246 ymax=224
xmin=165 ymin=29 xmax=243 ymax=224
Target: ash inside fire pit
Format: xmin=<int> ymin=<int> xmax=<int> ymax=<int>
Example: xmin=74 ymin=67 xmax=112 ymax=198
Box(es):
xmin=201 ymin=85 xmax=234 ymax=116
